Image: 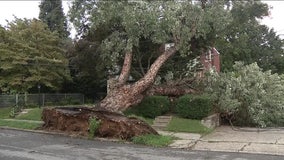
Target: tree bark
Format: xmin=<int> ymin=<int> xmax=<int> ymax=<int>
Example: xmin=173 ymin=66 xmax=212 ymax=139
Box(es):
xmin=146 ymin=85 xmax=196 ymax=97
xmin=118 ymin=51 xmax=132 ymax=84
xmin=99 ymin=47 xmax=177 ymax=112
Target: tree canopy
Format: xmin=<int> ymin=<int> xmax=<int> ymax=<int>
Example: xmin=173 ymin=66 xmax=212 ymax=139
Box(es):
xmin=68 ymin=0 xmax=231 ymax=112
xmin=69 ymin=0 xmax=229 ymax=75
xmin=39 ymin=0 xmax=69 ymax=39
xmin=66 ymin=30 xmax=108 ymax=98
xmin=216 ymin=0 xmax=284 ymax=73
xmin=0 ymin=18 xmax=70 ymax=93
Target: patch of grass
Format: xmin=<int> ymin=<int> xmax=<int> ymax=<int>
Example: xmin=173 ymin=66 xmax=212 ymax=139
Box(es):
xmin=132 ymin=134 xmax=174 ymax=147
xmin=127 ymin=114 xmax=154 ymax=125
xmin=89 ymin=117 xmax=101 ymax=139
xmin=166 ymin=117 xmax=213 ymax=135
xmin=15 ymin=108 xmax=43 ymax=121
xmin=0 ymin=107 xmax=12 ymax=119
xmin=0 ymin=119 xmax=41 ymax=130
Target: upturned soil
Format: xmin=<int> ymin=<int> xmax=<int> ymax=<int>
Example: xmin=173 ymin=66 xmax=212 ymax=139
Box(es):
xmin=42 ymin=107 xmax=158 ymax=140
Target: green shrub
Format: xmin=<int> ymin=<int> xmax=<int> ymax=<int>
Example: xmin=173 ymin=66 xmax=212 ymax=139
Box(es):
xmin=9 ymin=105 xmax=22 ymax=118
xmin=124 ymin=96 xmax=170 ymax=118
xmin=89 ymin=117 xmax=100 ymax=138
xmin=205 ymin=62 xmax=284 ymax=127
xmin=176 ymin=94 xmax=212 ymax=120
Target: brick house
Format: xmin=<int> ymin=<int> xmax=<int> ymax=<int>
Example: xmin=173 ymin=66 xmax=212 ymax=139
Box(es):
xmin=164 ymin=44 xmax=220 ymax=76
xmin=200 ymin=47 xmax=220 ymax=73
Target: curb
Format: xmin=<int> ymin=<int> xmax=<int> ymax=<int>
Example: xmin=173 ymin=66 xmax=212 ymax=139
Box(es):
xmin=0 ymin=126 xmax=130 ymax=144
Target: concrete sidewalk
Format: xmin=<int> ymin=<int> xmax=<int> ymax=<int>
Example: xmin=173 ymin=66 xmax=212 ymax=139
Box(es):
xmin=160 ymin=126 xmax=284 ymax=156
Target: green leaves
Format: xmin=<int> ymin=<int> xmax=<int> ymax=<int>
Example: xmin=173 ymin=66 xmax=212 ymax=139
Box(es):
xmin=216 ymin=1 xmax=284 ymax=73
xmin=39 ymin=0 xmax=69 ymax=39
xmin=206 ymin=62 xmax=284 ymax=127
xmin=0 ymin=19 xmax=70 ymax=93
xmin=69 ymin=0 xmax=229 ymax=55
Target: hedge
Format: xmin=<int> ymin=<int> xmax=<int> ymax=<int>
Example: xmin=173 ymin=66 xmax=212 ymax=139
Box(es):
xmin=124 ymin=96 xmax=170 ymax=118
xmin=176 ymin=94 xmax=212 ymax=120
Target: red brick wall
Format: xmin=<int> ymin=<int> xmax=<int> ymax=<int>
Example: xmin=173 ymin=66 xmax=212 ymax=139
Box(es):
xmin=211 ymin=48 xmax=220 ymax=73
xmin=200 ymin=47 xmax=220 ymax=73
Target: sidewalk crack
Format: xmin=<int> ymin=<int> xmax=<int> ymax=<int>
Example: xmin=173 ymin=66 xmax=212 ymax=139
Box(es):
xmin=276 ymin=138 xmax=281 ymax=144
xmin=239 ymin=142 xmax=251 ymax=151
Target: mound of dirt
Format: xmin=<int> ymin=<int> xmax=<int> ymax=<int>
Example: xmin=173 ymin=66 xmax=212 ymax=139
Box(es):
xmin=42 ymin=107 xmax=158 ymax=140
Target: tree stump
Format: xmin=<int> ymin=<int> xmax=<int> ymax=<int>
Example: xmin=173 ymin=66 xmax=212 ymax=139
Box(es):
xmin=42 ymin=107 xmax=158 ymax=140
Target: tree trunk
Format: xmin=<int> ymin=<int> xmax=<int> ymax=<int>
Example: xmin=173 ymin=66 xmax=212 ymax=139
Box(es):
xmin=42 ymin=47 xmax=177 ymax=140
xmin=99 ymin=47 xmax=177 ymax=112
xmin=146 ymin=85 xmax=196 ymax=97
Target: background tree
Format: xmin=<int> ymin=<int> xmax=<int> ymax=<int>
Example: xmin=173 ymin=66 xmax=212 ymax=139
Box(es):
xmin=215 ymin=0 xmax=284 ymax=73
xmin=39 ymin=0 xmax=69 ymax=39
xmin=69 ymin=0 xmax=230 ymax=112
xmin=0 ymin=18 xmax=70 ymax=93
xmin=66 ymin=28 xmax=108 ymax=99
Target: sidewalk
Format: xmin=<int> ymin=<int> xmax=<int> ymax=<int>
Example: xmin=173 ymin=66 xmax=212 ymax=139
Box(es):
xmin=160 ymin=126 xmax=284 ymax=156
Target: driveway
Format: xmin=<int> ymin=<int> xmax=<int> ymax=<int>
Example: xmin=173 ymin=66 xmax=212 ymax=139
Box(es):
xmin=0 ymin=128 xmax=283 ymax=160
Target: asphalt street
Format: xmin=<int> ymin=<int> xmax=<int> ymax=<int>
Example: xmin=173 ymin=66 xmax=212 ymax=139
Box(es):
xmin=0 ymin=128 xmax=283 ymax=160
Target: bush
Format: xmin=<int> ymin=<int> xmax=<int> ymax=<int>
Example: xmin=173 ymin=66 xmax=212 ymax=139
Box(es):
xmin=124 ymin=96 xmax=170 ymax=118
xmin=176 ymin=94 xmax=212 ymax=120
xmin=205 ymin=62 xmax=284 ymax=127
xmin=9 ymin=105 xmax=22 ymax=118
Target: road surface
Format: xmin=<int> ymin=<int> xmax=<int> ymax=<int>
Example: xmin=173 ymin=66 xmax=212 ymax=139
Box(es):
xmin=0 ymin=128 xmax=283 ymax=160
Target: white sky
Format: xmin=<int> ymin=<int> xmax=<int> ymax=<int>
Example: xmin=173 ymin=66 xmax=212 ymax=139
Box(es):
xmin=0 ymin=0 xmax=283 ymax=39
xmin=261 ymin=1 xmax=284 ymax=38
xmin=0 ymin=0 xmax=74 ymax=37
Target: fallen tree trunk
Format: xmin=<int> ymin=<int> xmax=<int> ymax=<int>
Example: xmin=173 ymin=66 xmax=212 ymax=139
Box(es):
xmin=146 ymin=85 xmax=196 ymax=96
xmin=42 ymin=107 xmax=158 ymax=140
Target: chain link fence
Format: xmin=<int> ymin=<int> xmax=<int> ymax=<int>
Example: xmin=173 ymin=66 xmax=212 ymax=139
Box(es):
xmin=0 ymin=93 xmax=84 ymax=108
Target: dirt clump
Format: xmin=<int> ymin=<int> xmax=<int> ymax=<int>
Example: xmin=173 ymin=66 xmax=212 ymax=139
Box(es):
xmin=42 ymin=107 xmax=158 ymax=140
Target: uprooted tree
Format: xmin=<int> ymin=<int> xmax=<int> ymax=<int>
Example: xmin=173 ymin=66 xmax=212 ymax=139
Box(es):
xmin=42 ymin=0 xmax=230 ymax=139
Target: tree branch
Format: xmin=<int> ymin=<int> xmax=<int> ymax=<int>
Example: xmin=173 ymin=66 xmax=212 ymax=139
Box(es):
xmin=133 ymin=46 xmax=177 ymax=92
xmin=118 ymin=51 xmax=132 ymax=84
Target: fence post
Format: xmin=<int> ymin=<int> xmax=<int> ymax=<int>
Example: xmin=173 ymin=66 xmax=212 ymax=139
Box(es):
xmin=42 ymin=94 xmax=45 ymax=107
xmin=24 ymin=92 xmax=27 ymax=106
xmin=82 ymin=94 xmax=85 ymax=104
xmin=15 ymin=94 xmax=19 ymax=107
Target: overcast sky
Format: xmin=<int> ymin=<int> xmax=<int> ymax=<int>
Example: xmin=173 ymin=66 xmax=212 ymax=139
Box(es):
xmin=0 ymin=0 xmax=283 ymax=39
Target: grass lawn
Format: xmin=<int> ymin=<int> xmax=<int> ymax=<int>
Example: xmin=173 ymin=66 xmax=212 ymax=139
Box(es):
xmin=131 ymin=134 xmax=175 ymax=147
xmin=0 ymin=107 xmax=42 ymax=130
xmin=0 ymin=119 xmax=41 ymax=129
xmin=166 ymin=117 xmax=213 ymax=135
xmin=15 ymin=108 xmax=43 ymax=121
xmin=0 ymin=107 xmax=11 ymax=119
